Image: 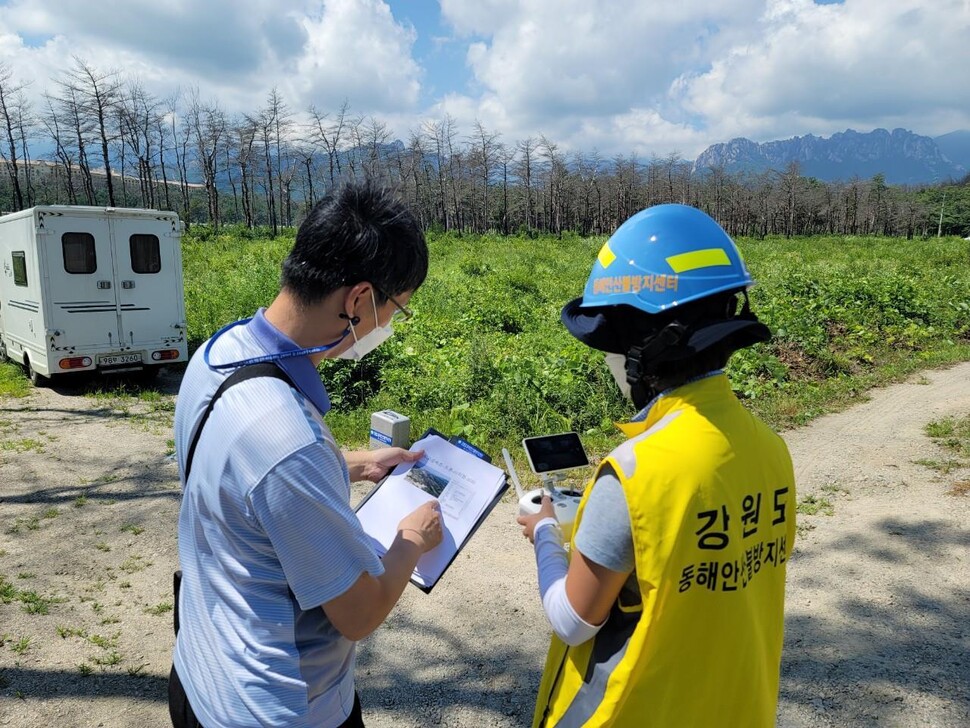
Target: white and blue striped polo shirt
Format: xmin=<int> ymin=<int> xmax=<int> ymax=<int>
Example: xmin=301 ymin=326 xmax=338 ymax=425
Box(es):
xmin=173 ymin=309 xmax=384 ymax=727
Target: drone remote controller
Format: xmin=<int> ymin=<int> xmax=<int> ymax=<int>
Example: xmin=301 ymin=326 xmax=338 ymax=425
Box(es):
xmin=503 ymin=447 xmax=584 ymax=535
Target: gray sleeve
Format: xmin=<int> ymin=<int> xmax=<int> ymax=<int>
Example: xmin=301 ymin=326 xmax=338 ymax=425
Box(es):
xmin=572 ymin=473 xmax=635 ymax=574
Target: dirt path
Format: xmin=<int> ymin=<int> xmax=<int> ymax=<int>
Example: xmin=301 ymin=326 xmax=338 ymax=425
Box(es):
xmin=1 ymin=364 xmax=968 ymax=727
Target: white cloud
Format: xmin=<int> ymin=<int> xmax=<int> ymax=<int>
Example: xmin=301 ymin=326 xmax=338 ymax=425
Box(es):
xmin=294 ymin=0 xmax=422 ymax=113
xmin=0 ymin=0 xmax=422 ymax=118
xmin=436 ymin=0 xmax=970 ymax=156
xmin=0 ymin=0 xmax=967 ymax=159
xmin=680 ymin=0 xmax=970 ymax=142
xmin=434 ymin=0 xmax=767 ymax=155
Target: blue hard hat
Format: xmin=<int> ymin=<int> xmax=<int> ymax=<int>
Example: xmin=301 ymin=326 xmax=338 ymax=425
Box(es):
xmin=579 ymin=203 xmax=754 ymax=314
xmin=562 ymin=204 xmax=768 ymax=355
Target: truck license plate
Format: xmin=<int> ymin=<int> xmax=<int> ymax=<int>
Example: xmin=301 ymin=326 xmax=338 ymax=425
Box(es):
xmin=99 ymin=353 xmax=142 ymax=367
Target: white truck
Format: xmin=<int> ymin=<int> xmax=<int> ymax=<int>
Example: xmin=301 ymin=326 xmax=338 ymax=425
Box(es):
xmin=0 ymin=205 xmax=187 ymax=384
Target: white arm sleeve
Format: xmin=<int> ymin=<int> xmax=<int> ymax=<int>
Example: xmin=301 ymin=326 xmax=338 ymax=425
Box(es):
xmin=533 ymin=519 xmax=604 ymax=647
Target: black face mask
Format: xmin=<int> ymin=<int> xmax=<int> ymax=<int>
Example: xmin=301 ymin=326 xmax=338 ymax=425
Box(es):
xmin=624 ymin=321 xmax=691 ymax=409
xmin=620 ymin=291 xmax=769 ymax=410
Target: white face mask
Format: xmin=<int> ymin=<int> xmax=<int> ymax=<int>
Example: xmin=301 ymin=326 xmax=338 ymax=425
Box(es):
xmin=604 ymin=353 xmax=632 ymax=400
xmin=337 ymin=290 xmax=395 ymax=361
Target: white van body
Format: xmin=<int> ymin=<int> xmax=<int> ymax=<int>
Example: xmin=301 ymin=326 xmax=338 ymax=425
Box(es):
xmin=0 ymin=205 xmax=187 ymax=382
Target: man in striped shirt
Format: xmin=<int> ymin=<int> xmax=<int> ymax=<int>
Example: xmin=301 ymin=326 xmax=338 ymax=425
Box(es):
xmin=170 ymin=183 xmax=442 ymax=728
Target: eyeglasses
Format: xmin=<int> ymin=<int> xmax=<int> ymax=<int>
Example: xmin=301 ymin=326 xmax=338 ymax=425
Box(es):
xmin=374 ymin=287 xmax=413 ymax=321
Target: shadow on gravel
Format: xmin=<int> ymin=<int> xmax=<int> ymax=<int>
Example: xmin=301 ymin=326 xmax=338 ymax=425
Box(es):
xmin=0 ymin=455 xmax=179 ymax=507
xmin=0 ymin=665 xmax=168 ymax=703
xmin=356 ymin=613 xmax=539 ymax=726
xmin=780 ymin=517 xmax=970 ymax=725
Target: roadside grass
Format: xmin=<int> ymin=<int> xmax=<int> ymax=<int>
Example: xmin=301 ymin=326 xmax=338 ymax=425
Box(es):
xmin=0 ymin=576 xmax=66 ymax=615
xmin=797 ymin=494 xmax=835 ymax=517
xmin=0 ymin=362 xmax=30 ymax=398
xmin=918 ymin=413 xmax=970 ymax=494
xmin=81 ymin=382 xmax=176 ymax=433
xmin=924 ymin=414 xmax=970 ymax=458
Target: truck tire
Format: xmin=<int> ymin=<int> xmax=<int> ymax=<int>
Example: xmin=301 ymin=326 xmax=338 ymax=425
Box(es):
xmin=0 ymin=339 xmax=8 ymax=363
xmin=24 ymin=356 xmax=48 ymax=387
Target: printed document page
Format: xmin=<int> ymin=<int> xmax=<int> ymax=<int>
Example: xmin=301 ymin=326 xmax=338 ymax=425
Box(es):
xmin=355 ymin=434 xmax=506 ymax=588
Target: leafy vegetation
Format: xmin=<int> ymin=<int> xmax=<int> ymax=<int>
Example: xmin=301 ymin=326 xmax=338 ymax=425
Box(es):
xmin=180 ymin=228 xmax=970 ymax=460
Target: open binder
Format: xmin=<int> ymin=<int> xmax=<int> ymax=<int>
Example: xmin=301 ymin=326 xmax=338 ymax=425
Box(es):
xmin=355 ymin=430 xmax=508 ymax=592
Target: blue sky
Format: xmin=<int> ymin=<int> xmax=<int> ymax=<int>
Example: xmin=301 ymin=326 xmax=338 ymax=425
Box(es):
xmin=0 ymin=0 xmax=967 ymax=159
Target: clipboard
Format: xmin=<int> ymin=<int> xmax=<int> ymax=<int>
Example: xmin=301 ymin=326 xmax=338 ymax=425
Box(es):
xmin=354 ymin=431 xmax=508 ymax=593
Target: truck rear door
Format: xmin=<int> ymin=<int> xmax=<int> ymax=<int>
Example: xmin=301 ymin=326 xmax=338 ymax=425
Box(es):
xmin=41 ymin=212 xmax=122 ymax=352
xmin=109 ymin=213 xmax=182 ymax=350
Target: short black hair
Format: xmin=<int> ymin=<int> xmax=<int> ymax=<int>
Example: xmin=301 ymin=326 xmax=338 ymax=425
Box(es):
xmin=281 ymin=182 xmax=428 ymax=306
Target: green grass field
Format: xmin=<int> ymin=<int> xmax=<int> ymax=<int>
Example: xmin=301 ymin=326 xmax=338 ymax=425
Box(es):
xmin=179 ymin=227 xmax=970 ymax=456
xmin=3 ymin=228 xmax=969 ymax=460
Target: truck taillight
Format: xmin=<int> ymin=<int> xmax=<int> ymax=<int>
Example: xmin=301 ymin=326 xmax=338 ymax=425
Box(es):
xmin=59 ymin=356 xmax=92 ymax=369
xmin=152 ymin=349 xmax=180 ymax=361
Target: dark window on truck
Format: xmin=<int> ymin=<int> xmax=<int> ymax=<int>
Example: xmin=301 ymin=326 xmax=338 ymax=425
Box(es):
xmin=62 ymin=232 xmax=98 ymax=274
xmin=130 ymin=234 xmax=161 ymax=274
xmin=12 ymin=251 xmax=28 ymax=286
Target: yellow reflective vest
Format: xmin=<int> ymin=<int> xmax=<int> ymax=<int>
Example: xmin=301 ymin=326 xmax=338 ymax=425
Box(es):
xmin=533 ymin=374 xmax=796 ymax=727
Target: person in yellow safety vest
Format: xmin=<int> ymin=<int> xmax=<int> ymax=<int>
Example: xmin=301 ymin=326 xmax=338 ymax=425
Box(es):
xmin=517 ymin=203 xmax=797 ymax=728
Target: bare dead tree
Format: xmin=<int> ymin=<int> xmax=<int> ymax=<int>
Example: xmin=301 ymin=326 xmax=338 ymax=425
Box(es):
xmin=309 ymin=100 xmax=350 ymax=187
xmin=0 ymin=62 xmax=30 ymax=210
xmin=186 ymin=89 xmax=226 ymax=227
xmin=471 ymin=120 xmax=500 ymax=232
xmin=66 ymin=57 xmax=123 ymax=206
xmin=516 ymin=137 xmax=537 ymax=231
xmin=40 ymin=95 xmax=77 ymax=204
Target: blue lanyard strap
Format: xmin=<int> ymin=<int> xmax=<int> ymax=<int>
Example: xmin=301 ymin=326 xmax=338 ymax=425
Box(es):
xmin=203 ymin=318 xmax=349 ymax=371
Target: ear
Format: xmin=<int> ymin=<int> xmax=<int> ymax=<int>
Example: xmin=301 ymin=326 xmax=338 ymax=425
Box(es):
xmin=339 ymin=282 xmax=373 ymax=320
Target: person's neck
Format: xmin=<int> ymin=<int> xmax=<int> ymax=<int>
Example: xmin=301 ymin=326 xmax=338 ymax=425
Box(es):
xmin=264 ymin=289 xmax=348 ymax=352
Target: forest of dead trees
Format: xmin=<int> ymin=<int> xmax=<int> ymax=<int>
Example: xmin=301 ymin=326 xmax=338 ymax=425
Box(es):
xmin=1 ymin=58 xmax=968 ymax=239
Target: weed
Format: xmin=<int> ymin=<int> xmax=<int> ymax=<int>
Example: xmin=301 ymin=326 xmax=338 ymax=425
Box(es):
xmin=127 ymin=663 xmax=149 ymax=677
xmin=0 ymin=578 xmax=17 ymax=602
xmin=924 ymin=414 xmax=970 ymax=459
xmin=119 ymin=581 xmax=132 ymax=589
xmin=0 ymin=438 xmax=44 ymax=453
xmin=120 ymin=524 xmax=144 ymax=536
xmin=119 ymin=555 xmax=150 ymax=574
xmin=914 ymin=458 xmax=962 ymax=475
xmin=144 ymin=601 xmax=173 ymax=616
xmin=93 ymin=650 xmax=123 ymax=666
xmin=77 ymin=663 xmax=93 ymax=676
xmin=5 ymin=516 xmax=39 ymax=534
xmin=42 ymin=507 xmax=59 ymax=519
xmin=56 ymin=625 xmax=87 ymax=639
xmin=100 ymin=615 xmax=121 ymax=625
xmin=947 ymin=480 xmax=970 ymax=497
xmin=17 ymin=572 xmax=35 ymax=579
xmin=10 ymin=636 xmax=31 ymax=654
xmin=87 ymin=633 xmax=119 ymax=649
xmin=796 ymin=495 xmax=835 ymax=517
xmin=73 ymin=494 xmax=88 ymax=508
xmin=19 ymin=590 xmax=64 ymax=615
xmin=94 ymin=542 xmax=111 ymax=552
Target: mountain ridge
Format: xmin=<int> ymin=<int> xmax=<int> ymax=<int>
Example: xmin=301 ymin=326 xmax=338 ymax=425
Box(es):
xmin=693 ymin=128 xmax=969 ymax=185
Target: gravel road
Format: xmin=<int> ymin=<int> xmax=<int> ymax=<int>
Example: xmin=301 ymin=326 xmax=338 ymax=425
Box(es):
xmin=1 ymin=363 xmax=968 ymax=727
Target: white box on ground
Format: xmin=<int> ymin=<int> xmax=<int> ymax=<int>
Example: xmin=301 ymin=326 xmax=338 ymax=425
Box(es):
xmin=369 ymin=410 xmax=410 ymax=449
